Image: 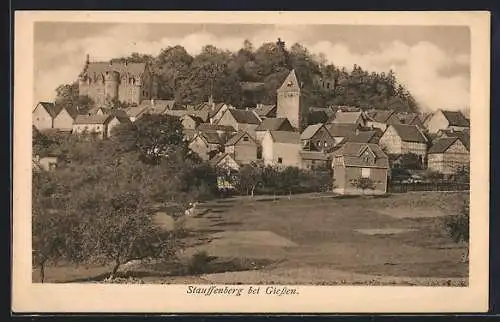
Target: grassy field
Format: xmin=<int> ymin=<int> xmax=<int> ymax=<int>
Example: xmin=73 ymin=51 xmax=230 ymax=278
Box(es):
xmin=33 ymin=191 xmax=469 ymax=286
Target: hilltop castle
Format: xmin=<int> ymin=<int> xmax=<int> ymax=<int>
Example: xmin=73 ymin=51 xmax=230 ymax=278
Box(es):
xmin=78 ymin=55 xmax=155 ymax=106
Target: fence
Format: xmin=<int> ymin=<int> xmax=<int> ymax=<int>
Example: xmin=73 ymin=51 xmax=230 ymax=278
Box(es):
xmin=388 ymin=182 xmax=470 ymax=193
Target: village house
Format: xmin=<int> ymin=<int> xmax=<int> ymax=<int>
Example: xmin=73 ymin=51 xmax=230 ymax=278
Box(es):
xmin=332 ymin=142 xmax=390 ymax=195
xmin=437 ymin=128 xmax=470 ymax=151
xmin=396 ymin=112 xmax=424 ymax=128
xmin=329 ymin=110 xmax=367 ymax=127
xmin=188 ymin=131 xmax=224 ymax=161
xmin=301 ymin=123 xmax=336 ymax=152
xmin=424 ymin=109 xmax=470 ymax=133
xmin=53 ymin=105 xmax=79 ymax=132
xmin=192 ymin=96 xmax=232 ymax=124
xmin=33 ymin=102 xmax=60 ymax=130
xmin=125 ymin=105 xmax=149 ymax=122
xmin=209 ymin=153 xmax=241 ymax=191
xmin=72 ymin=114 xmax=113 ymax=139
xmin=217 ymin=108 xmax=261 ymax=139
xmin=196 ymin=123 xmax=237 ymax=141
xmin=378 ymin=124 xmax=428 ymax=160
xmin=254 ymin=118 xmax=294 ymax=143
xmin=261 ymin=131 xmax=301 ymax=167
xmin=181 ymin=114 xmax=205 ymax=130
xmin=365 ymin=110 xmax=400 ymax=131
xmin=325 ymin=123 xmax=360 ymax=146
xmin=253 ymin=104 xmax=277 ymax=119
xmin=299 ymin=150 xmax=332 ymax=170
xmin=106 ymin=113 xmax=131 ymax=137
xmin=348 ymin=129 xmax=382 ymax=144
xmin=427 ymin=137 xmax=470 ymax=175
xmin=224 ymin=130 xmax=258 ymax=164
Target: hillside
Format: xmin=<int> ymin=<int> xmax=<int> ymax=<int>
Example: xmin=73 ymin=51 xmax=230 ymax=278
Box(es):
xmin=72 ymin=39 xmax=419 ymax=113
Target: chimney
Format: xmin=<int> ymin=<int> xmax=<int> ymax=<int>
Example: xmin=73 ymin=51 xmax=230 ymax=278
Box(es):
xmin=208 ymin=95 xmax=214 ymax=109
xmin=85 ymin=54 xmax=90 ymax=65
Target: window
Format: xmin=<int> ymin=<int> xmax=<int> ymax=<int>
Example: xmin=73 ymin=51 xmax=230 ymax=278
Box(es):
xmin=361 ymin=168 xmax=371 ymax=178
xmin=277 ymin=157 xmax=283 ymax=164
xmin=243 ymin=136 xmax=249 ymax=142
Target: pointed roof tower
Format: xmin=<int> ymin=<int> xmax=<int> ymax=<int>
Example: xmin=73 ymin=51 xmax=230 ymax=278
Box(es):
xmin=277 ymin=69 xmax=301 ymax=93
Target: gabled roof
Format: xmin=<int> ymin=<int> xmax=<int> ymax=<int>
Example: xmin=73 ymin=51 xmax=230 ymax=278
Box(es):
xmin=74 ymin=114 xmax=112 ymax=125
xmin=182 ymin=114 xmax=205 ymax=125
xmin=439 ymin=128 xmax=470 ymax=150
xmin=307 ymin=110 xmax=330 ymax=125
xmin=267 ymin=131 xmax=301 ymax=144
xmin=441 ymin=110 xmax=470 ymax=127
xmin=301 ymin=124 xmax=325 ymax=140
xmin=197 ymin=123 xmax=236 ymax=133
xmin=390 ymin=124 xmax=427 ymax=143
xmin=428 ymin=137 xmax=465 ymax=154
xmin=397 ymin=112 xmax=421 ymax=125
xmin=125 ymin=105 xmax=149 ymax=118
xmin=225 ymin=130 xmax=257 ymax=146
xmin=255 ymin=118 xmax=293 ymax=131
xmin=35 ymin=102 xmax=60 ymax=118
xmin=326 ymin=123 xmax=358 ymax=137
xmin=253 ymin=104 xmax=276 ymax=117
xmin=197 ymin=131 xmax=224 ymax=145
xmin=348 ymin=130 xmax=379 ymax=144
xmin=277 ymin=69 xmax=300 ymax=92
xmin=209 ymin=153 xmax=240 ymax=168
xmin=368 ymin=110 xmax=396 ymax=123
xmin=331 ymin=111 xmax=364 ymax=124
xmin=333 ymin=142 xmax=389 ymax=168
xmin=59 ymin=105 xmax=79 ymax=119
xmin=226 ymin=109 xmax=261 ymax=125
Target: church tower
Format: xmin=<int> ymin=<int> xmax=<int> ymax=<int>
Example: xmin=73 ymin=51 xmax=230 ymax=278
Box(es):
xmin=276 ymin=69 xmax=302 ymax=129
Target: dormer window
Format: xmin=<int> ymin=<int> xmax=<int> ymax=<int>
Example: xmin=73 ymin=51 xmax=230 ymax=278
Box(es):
xmin=287 ymin=81 xmax=293 ymax=87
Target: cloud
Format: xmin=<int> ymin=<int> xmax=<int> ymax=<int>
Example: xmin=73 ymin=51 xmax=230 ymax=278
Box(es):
xmin=34 ymin=24 xmax=470 ymax=112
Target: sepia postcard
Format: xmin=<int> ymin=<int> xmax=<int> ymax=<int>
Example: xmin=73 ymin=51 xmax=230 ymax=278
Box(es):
xmin=13 ymin=11 xmax=490 ymax=313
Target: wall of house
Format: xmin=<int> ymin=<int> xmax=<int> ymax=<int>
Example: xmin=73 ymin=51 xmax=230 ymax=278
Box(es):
xmin=271 ymin=142 xmax=301 ymax=167
xmin=217 ymin=111 xmax=238 ymax=130
xmin=379 ymin=126 xmax=402 ymax=154
xmin=301 ymin=158 xmax=329 ymax=170
xmin=428 ymin=141 xmax=469 ymax=174
xmin=231 ymin=138 xmax=257 ymax=164
xmin=332 ymin=158 xmax=346 ymax=193
xmin=107 ymin=118 xmax=121 ymax=137
xmin=211 ymin=105 xmax=230 ymax=124
xmin=255 ymin=131 xmax=267 ymax=144
xmin=426 ymin=111 xmax=449 ymax=133
xmin=342 ymin=166 xmax=388 ymax=194
xmin=53 ymin=109 xmax=74 ymax=131
xmin=33 ymin=105 xmax=53 ymax=130
xmin=401 ymin=141 xmax=427 ymax=158
xmin=237 ymin=123 xmax=258 ymax=139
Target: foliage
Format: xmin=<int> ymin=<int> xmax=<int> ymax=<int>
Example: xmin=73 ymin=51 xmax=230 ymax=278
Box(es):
xmin=187 ymin=250 xmax=212 ymax=275
xmin=350 ymin=177 xmax=377 ymax=194
xmin=236 ymin=164 xmax=263 ymax=197
xmin=106 ymin=39 xmax=419 ymax=112
xmin=399 ymin=153 xmax=423 ymax=170
xmin=55 ymin=82 xmax=94 ymax=114
xmin=443 ymin=197 xmax=470 ymax=244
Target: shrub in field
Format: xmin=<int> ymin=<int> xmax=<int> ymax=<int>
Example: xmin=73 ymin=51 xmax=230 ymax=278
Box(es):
xmin=350 ymin=177 xmax=377 ymax=194
xmin=443 ymin=196 xmax=469 ymax=262
xmin=187 ymin=250 xmax=212 ymax=275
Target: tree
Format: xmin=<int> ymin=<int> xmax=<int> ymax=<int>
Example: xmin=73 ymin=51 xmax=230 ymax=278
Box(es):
xmin=277 ymin=167 xmax=302 ymax=198
xmin=55 ymin=82 xmax=94 ymax=114
xmin=399 ymin=153 xmax=423 ymax=170
xmin=350 ymin=177 xmax=377 ymax=195
xmin=443 ymin=196 xmax=469 ymax=262
xmin=237 ymin=164 xmax=263 ymax=197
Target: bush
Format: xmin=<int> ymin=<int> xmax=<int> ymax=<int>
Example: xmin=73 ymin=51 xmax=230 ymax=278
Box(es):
xmin=187 ymin=250 xmax=212 ymax=275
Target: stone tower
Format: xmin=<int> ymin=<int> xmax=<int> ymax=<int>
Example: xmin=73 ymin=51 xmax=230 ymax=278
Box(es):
xmin=276 ymin=69 xmax=302 ymax=129
xmin=104 ymin=70 xmax=120 ymax=103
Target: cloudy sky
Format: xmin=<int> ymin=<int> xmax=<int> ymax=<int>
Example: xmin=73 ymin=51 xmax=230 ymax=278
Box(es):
xmin=34 ymin=22 xmax=470 ymax=111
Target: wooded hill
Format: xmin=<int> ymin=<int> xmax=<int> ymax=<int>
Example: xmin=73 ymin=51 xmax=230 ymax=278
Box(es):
xmin=64 ymin=38 xmax=420 ymax=113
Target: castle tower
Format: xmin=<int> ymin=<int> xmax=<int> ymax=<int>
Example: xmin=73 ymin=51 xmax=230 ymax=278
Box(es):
xmin=276 ymin=69 xmax=302 ymax=129
xmin=104 ymin=70 xmax=120 ymax=104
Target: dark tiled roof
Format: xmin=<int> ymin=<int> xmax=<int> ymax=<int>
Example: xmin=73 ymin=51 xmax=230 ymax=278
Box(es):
xmin=61 ymin=105 xmax=79 ymax=119
xmin=255 ymin=118 xmax=293 ymax=131
xmin=369 ymin=110 xmax=396 ymax=123
xmin=36 ymin=102 xmax=60 ymax=118
xmin=268 ymin=131 xmax=301 ymax=144
xmin=348 ymin=130 xmax=379 ymax=143
xmin=397 ymin=112 xmax=421 ymax=125
xmin=441 ymin=110 xmax=470 ymax=127
xmin=301 ymin=124 xmax=325 ymax=140
xmin=74 ymin=115 xmax=111 ymax=125
xmin=125 ymin=106 xmax=149 ymax=118
xmin=326 ymin=123 xmax=358 ymax=137
xmin=183 ymin=114 xmax=205 ymax=126
xmin=333 ymin=142 xmax=389 ymax=168
xmin=199 ymin=131 xmax=224 ymax=145
xmin=197 ymin=123 xmax=236 ymax=133
xmin=228 ymin=109 xmax=261 ymax=125
xmin=209 ymin=153 xmax=240 ymax=167
xmin=277 ymin=69 xmax=300 ymax=92
xmin=307 ymin=111 xmax=330 ymax=125
xmin=428 ymin=137 xmax=464 ymax=154
xmin=440 ymin=129 xmax=470 ymax=150
xmin=225 ymin=130 xmax=256 ymax=146
xmin=331 ymin=111 xmax=364 ymax=124
xmin=253 ymin=104 xmax=276 ymax=117
xmin=391 ymin=124 xmax=427 ymax=143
